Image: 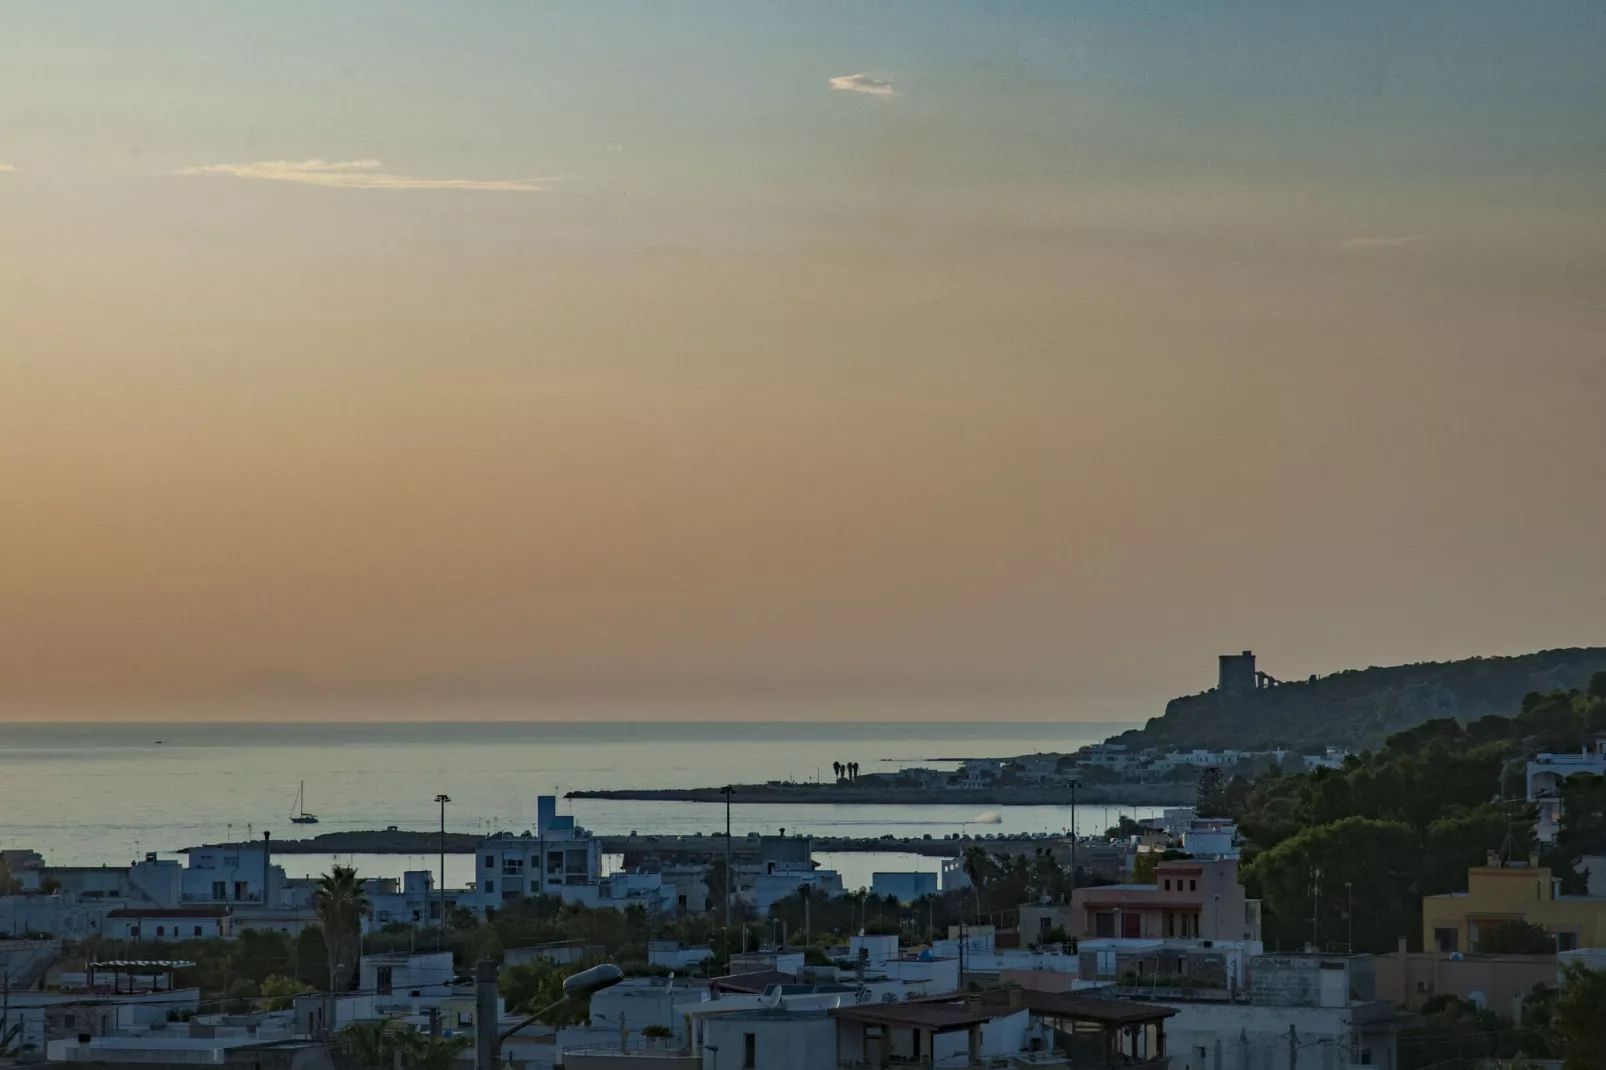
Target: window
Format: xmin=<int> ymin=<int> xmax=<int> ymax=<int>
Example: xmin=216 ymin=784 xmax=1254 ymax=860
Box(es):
xmin=1189 ymin=880 xmax=1197 ymax=892
xmin=1434 ymin=928 xmax=1459 ymax=953
xmin=194 ymin=926 xmax=203 ymax=936
xmin=1094 ymin=912 xmax=1116 ymax=938
xmin=485 ymin=855 xmax=496 ymax=869
xmin=1557 ymin=932 xmax=1580 ymax=952
xmin=212 ymin=881 xmax=227 ymax=899
xmin=485 ymin=880 xmax=495 ymax=894
xmin=157 ymin=926 xmax=165 ymax=936
xmin=743 ymin=1032 xmax=756 ymax=1069
xmin=234 ymin=881 xmax=249 ymax=900
xmin=377 ymin=966 xmax=394 ymax=994
xmin=1164 ymin=879 xmax=1171 ymax=890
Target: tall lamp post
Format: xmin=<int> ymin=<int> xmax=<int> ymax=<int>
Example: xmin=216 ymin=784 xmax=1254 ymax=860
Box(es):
xmin=719 ymin=785 xmax=735 ymax=964
xmin=481 ymin=961 xmax=622 ymax=1070
xmin=435 ymin=794 xmax=451 ymax=949
xmin=1067 ymin=780 xmax=1081 ymax=902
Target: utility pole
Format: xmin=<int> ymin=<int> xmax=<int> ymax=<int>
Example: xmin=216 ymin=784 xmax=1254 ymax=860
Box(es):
xmin=1346 ymin=882 xmax=1354 ymax=953
xmin=474 ymin=959 xmax=498 ymax=1070
xmin=720 ymin=785 xmax=734 ymax=965
xmin=435 ymin=794 xmax=452 ymax=951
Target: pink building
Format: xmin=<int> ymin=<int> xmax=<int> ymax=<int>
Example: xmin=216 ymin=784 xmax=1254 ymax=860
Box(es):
xmin=1069 ymin=860 xmax=1260 ymax=942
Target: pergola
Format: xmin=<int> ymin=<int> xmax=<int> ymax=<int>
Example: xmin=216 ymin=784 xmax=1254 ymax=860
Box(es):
xmin=89 ymin=960 xmax=195 ymax=994
xmin=1018 ymin=991 xmax=1176 ymax=1067
xmin=832 ymin=998 xmax=1002 ymax=1068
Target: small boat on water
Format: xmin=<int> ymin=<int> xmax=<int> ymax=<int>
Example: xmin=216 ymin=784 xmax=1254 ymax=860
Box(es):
xmin=290 ymin=781 xmax=319 ymax=825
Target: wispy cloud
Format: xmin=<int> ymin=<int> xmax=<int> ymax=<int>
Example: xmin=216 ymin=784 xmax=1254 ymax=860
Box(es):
xmin=0 ymin=163 xmax=16 ymax=172
xmin=173 ymin=159 xmax=544 ymax=192
xmin=1339 ymin=235 xmax=1426 ymax=250
xmin=829 ymin=73 xmax=896 ymax=97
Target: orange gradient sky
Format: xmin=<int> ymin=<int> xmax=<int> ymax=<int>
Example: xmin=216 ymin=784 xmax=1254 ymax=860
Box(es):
xmin=1 ymin=3 xmax=1603 ymax=721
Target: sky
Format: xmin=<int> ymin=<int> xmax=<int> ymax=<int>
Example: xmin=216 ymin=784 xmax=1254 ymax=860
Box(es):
xmin=1 ymin=2 xmax=1603 ymax=722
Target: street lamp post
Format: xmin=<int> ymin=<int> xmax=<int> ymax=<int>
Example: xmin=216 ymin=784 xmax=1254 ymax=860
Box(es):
xmin=483 ymin=962 xmax=623 ymax=1070
xmin=1068 ymin=780 xmax=1081 ymax=902
xmin=719 ymin=785 xmax=734 ymax=964
xmin=435 ymin=794 xmax=451 ymax=950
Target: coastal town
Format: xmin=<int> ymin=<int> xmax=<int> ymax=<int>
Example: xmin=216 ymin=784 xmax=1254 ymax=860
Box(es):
xmin=5 ymin=653 xmax=1606 ymax=1070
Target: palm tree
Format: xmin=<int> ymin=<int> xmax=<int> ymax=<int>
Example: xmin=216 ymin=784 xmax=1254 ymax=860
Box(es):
xmin=962 ymin=846 xmax=991 ymax=918
xmin=833 ymin=762 xmax=843 ymax=781
xmin=337 ymin=1020 xmax=405 ymax=1068
xmin=396 ymin=1031 xmax=472 ymax=1070
xmin=314 ymin=865 xmax=370 ymax=993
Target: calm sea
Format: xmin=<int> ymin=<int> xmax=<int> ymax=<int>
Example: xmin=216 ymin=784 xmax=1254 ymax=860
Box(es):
xmin=0 ymin=720 xmax=1148 ymax=891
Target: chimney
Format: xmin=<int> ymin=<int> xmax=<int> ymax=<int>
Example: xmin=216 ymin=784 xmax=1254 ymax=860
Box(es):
xmin=262 ymin=831 xmax=272 ymax=906
xmin=966 ymin=993 xmax=983 ymax=1013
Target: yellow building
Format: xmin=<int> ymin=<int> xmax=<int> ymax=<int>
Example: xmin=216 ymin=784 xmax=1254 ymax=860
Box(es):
xmin=1422 ymin=862 xmax=1606 ymax=954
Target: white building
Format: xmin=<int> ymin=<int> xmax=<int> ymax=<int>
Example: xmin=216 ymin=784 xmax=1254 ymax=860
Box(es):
xmin=1303 ymin=748 xmax=1352 ymax=772
xmin=744 ymin=837 xmax=843 ymax=915
xmin=359 ymin=951 xmax=456 ymax=999
xmin=580 ymin=976 xmax=709 ymax=1045
xmin=104 ymin=905 xmax=232 ymax=941
xmin=466 ymin=796 xmax=675 ymax=915
xmin=647 ymin=940 xmax=715 ymax=972
xmin=1528 ymin=741 xmax=1606 ymax=842
xmin=179 ymin=844 xmax=286 ymax=907
xmin=1182 ymin=818 xmax=1242 ymax=860
xmin=871 ymin=872 xmax=938 ymax=903
xmin=9 ymin=986 xmax=202 ymax=1053
xmin=1161 ymin=955 xmax=1405 ymax=1070
xmin=1081 ymin=744 xmax=1133 ymax=771
xmin=364 ymin=870 xmax=465 ymax=933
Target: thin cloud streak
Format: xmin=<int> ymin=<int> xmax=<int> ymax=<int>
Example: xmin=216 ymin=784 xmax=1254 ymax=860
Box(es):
xmin=174 ymin=158 xmax=544 ymax=191
xmin=1339 ymin=235 xmax=1426 ymax=250
xmin=829 ymin=73 xmax=895 ymax=96
xmin=0 ymin=163 xmax=16 ymax=172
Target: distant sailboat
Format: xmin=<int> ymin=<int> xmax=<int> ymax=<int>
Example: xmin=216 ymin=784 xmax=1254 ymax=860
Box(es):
xmin=290 ymin=781 xmax=319 ymax=825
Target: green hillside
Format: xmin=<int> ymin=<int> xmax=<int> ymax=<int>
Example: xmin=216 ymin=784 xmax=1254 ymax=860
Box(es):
xmin=1115 ymin=647 xmax=1606 ymax=752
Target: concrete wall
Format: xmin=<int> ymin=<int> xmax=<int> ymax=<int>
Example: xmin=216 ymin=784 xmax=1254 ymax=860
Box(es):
xmin=703 ymin=1014 xmax=837 ymax=1070
xmin=1375 ymin=950 xmax=1556 ymax=1013
xmin=1163 ymin=1001 xmax=1395 ymax=1070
